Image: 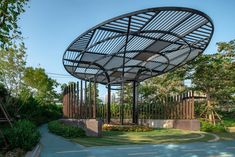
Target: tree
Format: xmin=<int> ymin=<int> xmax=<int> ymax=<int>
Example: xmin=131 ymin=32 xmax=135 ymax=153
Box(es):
xmin=187 ymin=40 xmax=235 ymax=124
xmin=85 ymin=82 xmax=100 ymax=105
xmin=217 ymin=39 xmax=235 ymax=55
xmin=0 ymin=0 xmax=28 ymax=48
xmin=139 ymin=68 xmax=187 ymax=104
xmin=0 ymin=43 xmax=26 ymax=96
xmin=0 ymin=83 xmax=7 ymax=100
xmin=22 ymin=67 xmax=59 ymax=104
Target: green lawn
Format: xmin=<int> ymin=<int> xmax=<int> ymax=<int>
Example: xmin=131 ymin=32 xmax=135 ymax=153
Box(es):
xmin=72 ymin=129 xmax=214 ymax=147
xmin=217 ymin=132 xmax=235 ymax=140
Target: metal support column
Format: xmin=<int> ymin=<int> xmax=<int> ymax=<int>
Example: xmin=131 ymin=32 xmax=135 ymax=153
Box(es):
xmin=120 ymin=17 xmax=131 ymax=125
xmin=132 ymin=81 xmax=138 ymax=124
xmin=107 ymin=84 xmax=111 ymax=124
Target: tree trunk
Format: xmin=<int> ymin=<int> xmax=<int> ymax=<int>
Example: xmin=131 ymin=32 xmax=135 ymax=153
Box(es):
xmin=206 ymin=93 xmax=216 ymax=125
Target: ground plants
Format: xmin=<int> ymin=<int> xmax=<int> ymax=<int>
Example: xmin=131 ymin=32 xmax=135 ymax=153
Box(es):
xmin=12 ymin=96 xmax=62 ymax=126
xmin=3 ymin=120 xmax=40 ymax=150
xmin=200 ymin=119 xmax=227 ymax=133
xmin=102 ymin=124 xmax=153 ymax=132
xmin=48 ymin=120 xmax=86 ymax=138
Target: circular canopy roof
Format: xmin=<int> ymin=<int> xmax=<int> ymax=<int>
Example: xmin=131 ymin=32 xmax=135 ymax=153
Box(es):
xmin=63 ymin=7 xmax=214 ymax=85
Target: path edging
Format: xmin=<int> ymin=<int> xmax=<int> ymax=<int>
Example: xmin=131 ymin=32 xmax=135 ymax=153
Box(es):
xmin=207 ymin=132 xmax=220 ymax=142
xmin=25 ymin=143 xmax=41 ymax=157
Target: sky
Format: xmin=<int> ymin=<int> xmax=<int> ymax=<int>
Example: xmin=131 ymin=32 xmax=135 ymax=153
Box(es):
xmin=19 ymin=0 xmax=235 ymax=100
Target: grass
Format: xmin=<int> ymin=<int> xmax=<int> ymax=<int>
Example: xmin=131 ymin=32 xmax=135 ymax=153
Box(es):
xmin=218 ymin=116 xmax=235 ymax=140
xmin=72 ymin=129 xmax=214 ymax=147
xmin=217 ymin=132 xmax=235 ymax=141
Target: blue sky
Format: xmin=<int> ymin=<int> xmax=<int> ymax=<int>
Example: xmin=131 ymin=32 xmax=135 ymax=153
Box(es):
xmin=19 ymin=0 xmax=235 ymax=100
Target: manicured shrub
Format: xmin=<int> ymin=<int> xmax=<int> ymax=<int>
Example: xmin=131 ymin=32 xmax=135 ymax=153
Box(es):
xmin=102 ymin=124 xmax=153 ymax=132
xmin=4 ymin=120 xmax=40 ymax=150
xmin=223 ymin=118 xmax=235 ymax=127
xmin=18 ymin=96 xmax=63 ymax=126
xmin=200 ymin=119 xmax=227 ymax=133
xmin=48 ymin=120 xmax=86 ymax=138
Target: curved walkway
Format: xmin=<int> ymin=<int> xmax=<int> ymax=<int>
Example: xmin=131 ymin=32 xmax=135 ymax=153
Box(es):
xmin=39 ymin=125 xmax=235 ymax=157
xmin=39 ymin=124 xmax=84 ymax=157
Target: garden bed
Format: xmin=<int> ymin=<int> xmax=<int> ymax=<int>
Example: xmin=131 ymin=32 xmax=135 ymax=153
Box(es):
xmin=48 ymin=120 xmax=86 ymax=138
xmin=0 ymin=120 xmax=40 ymax=157
xmin=102 ymin=124 xmax=153 ymax=132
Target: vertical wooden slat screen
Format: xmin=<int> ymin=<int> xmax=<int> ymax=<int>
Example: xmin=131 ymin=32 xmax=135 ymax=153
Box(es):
xmin=63 ymin=82 xmax=196 ymax=123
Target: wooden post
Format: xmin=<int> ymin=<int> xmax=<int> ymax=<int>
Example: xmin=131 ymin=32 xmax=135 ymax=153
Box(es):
xmin=182 ymin=94 xmax=185 ymax=119
xmin=77 ymin=82 xmax=79 ymax=119
xmin=184 ymin=93 xmax=186 ymax=119
xmin=80 ymin=80 xmax=83 ymax=119
xmin=186 ymin=92 xmax=189 ymax=119
xmin=89 ymin=79 xmax=92 ymax=118
xmin=85 ymin=81 xmax=87 ymax=119
xmin=192 ymin=91 xmax=195 ymax=119
xmin=181 ymin=93 xmax=184 ymax=119
xmin=68 ymin=85 xmax=71 ymax=118
xmin=177 ymin=95 xmax=180 ymax=119
xmin=63 ymin=87 xmax=67 ymax=117
xmin=73 ymin=83 xmax=75 ymax=118
xmin=72 ymin=83 xmax=75 ymax=118
xmin=66 ymin=86 xmax=69 ymax=118
xmin=188 ymin=91 xmax=191 ymax=119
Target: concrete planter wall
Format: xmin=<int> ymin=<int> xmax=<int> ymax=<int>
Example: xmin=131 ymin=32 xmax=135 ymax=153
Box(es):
xmin=60 ymin=118 xmax=200 ymax=136
xmin=111 ymin=119 xmax=200 ymax=131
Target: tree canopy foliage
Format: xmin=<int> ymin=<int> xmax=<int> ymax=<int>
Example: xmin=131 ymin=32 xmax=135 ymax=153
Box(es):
xmin=0 ymin=43 xmax=26 ymax=95
xmin=139 ymin=68 xmax=187 ymax=103
xmin=0 ymin=0 xmax=28 ymax=48
xmin=23 ymin=67 xmax=59 ymax=104
xmin=189 ymin=40 xmax=234 ymax=103
xmin=185 ymin=40 xmax=235 ymax=123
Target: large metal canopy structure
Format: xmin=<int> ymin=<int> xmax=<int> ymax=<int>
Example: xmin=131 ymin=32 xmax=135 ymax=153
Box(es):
xmin=62 ymin=7 xmax=214 ymax=124
xmin=63 ymin=7 xmax=213 ymax=85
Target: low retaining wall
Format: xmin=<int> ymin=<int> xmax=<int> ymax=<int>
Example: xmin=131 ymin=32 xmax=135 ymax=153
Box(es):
xmin=110 ymin=119 xmax=132 ymax=124
xmin=173 ymin=119 xmax=200 ymax=131
xmin=111 ymin=119 xmax=200 ymax=131
xmin=59 ymin=119 xmax=102 ymax=137
xmin=139 ymin=119 xmax=174 ymax=128
xmin=228 ymin=127 xmax=235 ymax=133
xmin=60 ymin=118 xmax=200 ymax=133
